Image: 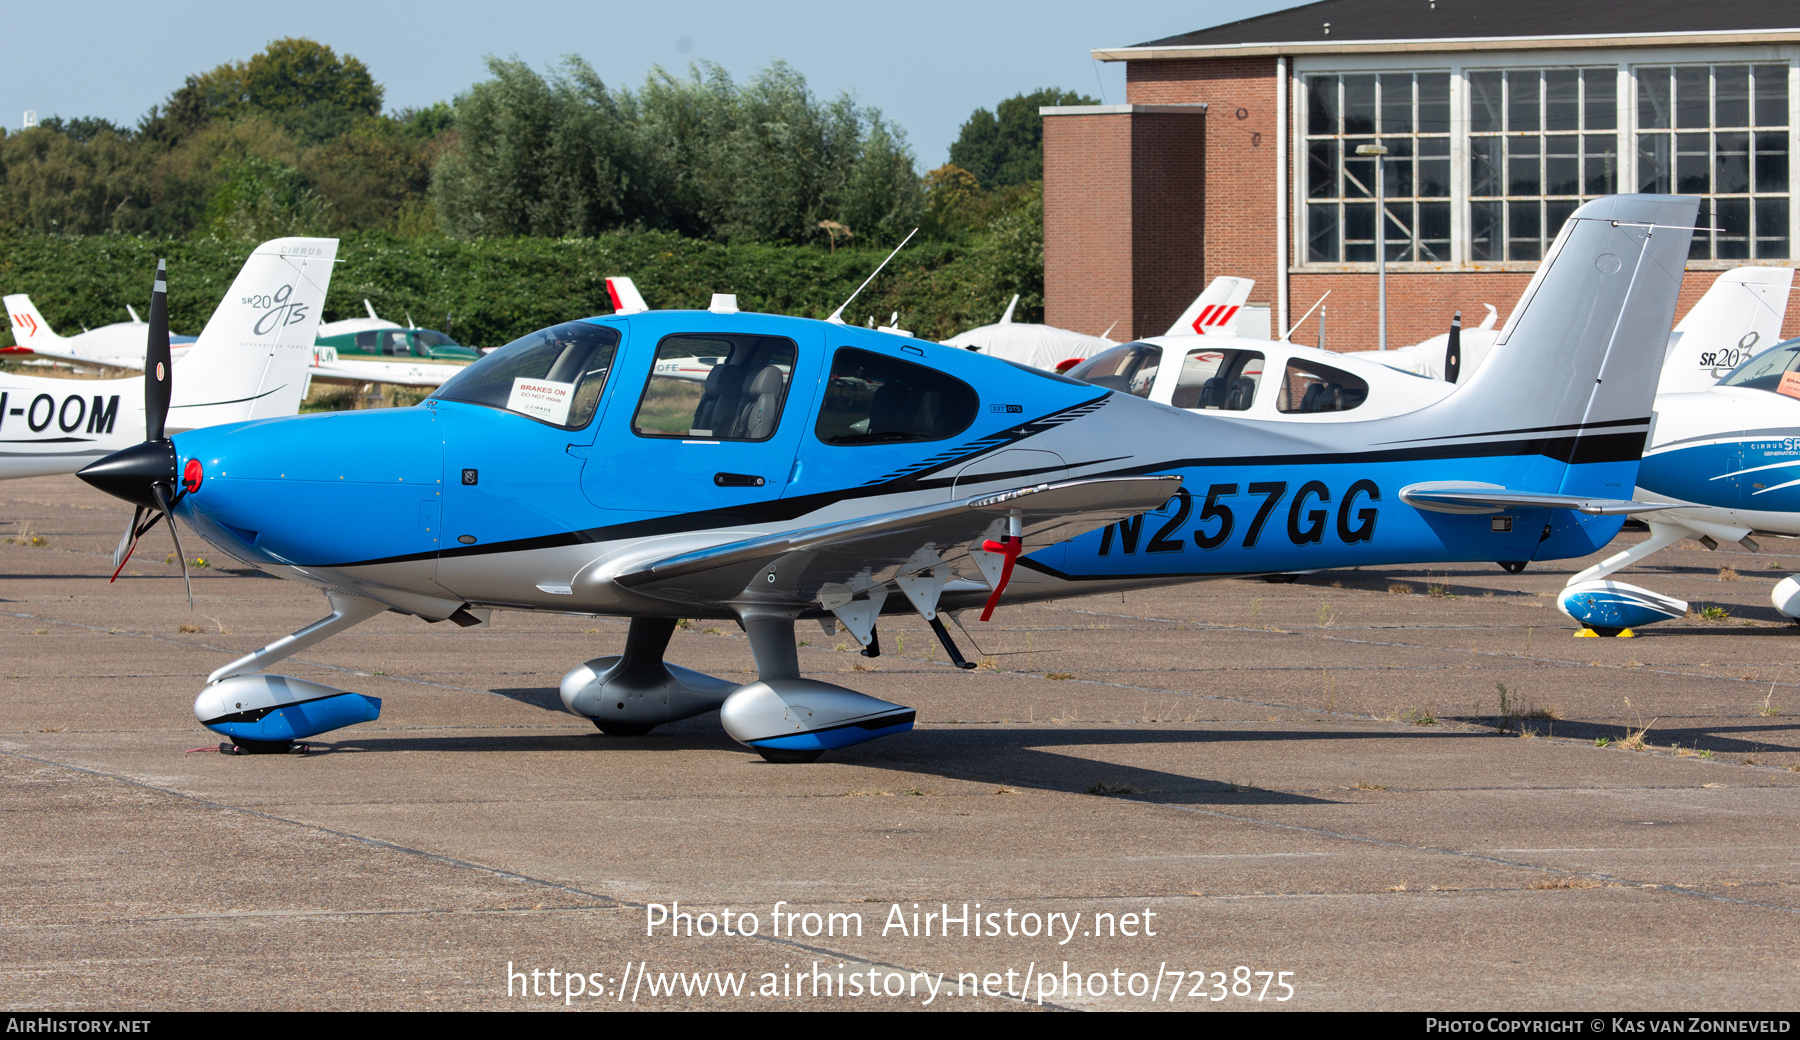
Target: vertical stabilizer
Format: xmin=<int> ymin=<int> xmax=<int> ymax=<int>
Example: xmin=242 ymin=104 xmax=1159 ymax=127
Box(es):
xmin=3 ymin=294 xmax=60 ymax=347
xmin=1165 ymin=277 xmax=1255 ymax=336
xmin=1657 ymin=266 xmax=1794 ymax=395
xmin=1450 ymin=195 xmax=1696 ymax=436
xmin=168 ymin=238 xmax=339 ymax=430
xmin=606 ymin=276 xmax=651 ymax=314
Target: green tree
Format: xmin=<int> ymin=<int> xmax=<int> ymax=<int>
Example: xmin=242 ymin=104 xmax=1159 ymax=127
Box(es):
xmin=948 ymin=88 xmax=1095 ymax=189
xmin=433 ymin=58 xmax=919 ymax=245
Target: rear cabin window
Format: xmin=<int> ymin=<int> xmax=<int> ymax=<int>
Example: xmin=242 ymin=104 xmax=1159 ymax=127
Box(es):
xmin=1277 ymin=359 xmax=1369 ymax=413
xmin=1065 ymin=343 xmax=1161 ymax=398
xmin=1171 ymin=348 xmax=1265 ymax=410
xmin=815 ymin=347 xmax=978 ymax=445
xmin=633 ymin=333 xmax=797 ymax=442
xmin=428 ymin=320 xmax=619 ymax=429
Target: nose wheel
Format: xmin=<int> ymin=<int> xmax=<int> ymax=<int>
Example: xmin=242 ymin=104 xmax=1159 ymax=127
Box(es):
xmin=219 ymin=740 xmax=309 ymax=755
xmin=757 ymin=748 xmax=824 ymax=764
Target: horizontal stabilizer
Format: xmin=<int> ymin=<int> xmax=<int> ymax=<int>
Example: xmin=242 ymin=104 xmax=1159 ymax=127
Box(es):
xmin=612 ymin=476 xmax=1181 ymax=602
xmin=1400 ymin=481 xmax=1677 ymax=516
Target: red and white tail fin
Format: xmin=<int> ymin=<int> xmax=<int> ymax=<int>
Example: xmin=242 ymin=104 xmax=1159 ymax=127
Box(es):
xmin=606 ymin=276 xmax=651 ymax=314
xmin=1165 ymin=276 xmax=1254 ymax=336
xmin=3 ymin=294 xmax=61 ymax=348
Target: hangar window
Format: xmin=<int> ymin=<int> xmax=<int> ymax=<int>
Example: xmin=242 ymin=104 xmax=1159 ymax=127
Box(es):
xmin=1277 ymin=360 xmax=1368 ymax=414
xmin=430 ymin=320 xmax=619 ymax=429
xmin=1171 ymin=348 xmax=1264 ymax=411
xmin=814 ymin=348 xmax=978 ymax=445
xmin=1635 ymin=64 xmax=1790 ymax=260
xmin=634 ymin=334 xmax=797 ymax=441
xmin=1468 ymin=67 xmax=1620 ymax=262
xmin=1305 ymin=72 xmax=1453 ymax=263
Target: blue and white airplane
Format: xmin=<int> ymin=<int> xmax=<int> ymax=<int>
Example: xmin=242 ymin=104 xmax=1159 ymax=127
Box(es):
xmin=1558 ymin=318 xmax=1800 ymax=636
xmin=79 ymin=195 xmax=1695 ymax=759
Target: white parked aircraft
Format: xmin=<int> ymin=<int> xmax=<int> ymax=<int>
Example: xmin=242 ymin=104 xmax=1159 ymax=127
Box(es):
xmin=0 ymin=238 xmax=337 ymax=480
xmin=1350 ymin=267 xmax=1793 ymax=389
xmin=5 ymin=295 xmax=197 ymax=368
xmin=942 ymin=277 xmax=1256 ymax=372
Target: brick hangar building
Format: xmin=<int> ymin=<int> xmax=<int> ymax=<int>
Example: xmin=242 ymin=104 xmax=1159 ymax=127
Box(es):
xmin=1043 ymin=0 xmax=1800 ymax=351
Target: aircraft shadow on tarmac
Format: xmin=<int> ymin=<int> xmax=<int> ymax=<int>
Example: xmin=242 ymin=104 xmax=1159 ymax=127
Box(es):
xmin=314 ymin=686 xmax=1549 ymax=805
xmin=1447 ymin=715 xmax=1800 ymax=755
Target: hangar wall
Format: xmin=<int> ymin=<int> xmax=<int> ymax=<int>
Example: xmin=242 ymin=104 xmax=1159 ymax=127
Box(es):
xmin=1048 ymin=32 xmax=1800 ymax=353
xmin=1043 ymin=105 xmax=1208 ymax=341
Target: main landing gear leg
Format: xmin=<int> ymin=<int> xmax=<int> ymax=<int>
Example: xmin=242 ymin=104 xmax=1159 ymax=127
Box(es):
xmin=720 ymin=606 xmax=916 ymax=763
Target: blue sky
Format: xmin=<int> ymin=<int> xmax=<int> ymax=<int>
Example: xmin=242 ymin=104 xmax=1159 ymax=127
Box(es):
xmin=4 ymin=0 xmax=1294 ymax=166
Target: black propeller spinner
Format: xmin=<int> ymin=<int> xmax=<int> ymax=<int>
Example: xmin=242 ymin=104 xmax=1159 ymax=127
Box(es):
xmin=77 ymin=259 xmax=194 ymax=606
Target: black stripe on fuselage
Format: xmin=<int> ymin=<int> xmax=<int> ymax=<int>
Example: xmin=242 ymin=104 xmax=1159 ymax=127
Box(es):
xmin=303 ymin=406 xmax=1645 ymax=569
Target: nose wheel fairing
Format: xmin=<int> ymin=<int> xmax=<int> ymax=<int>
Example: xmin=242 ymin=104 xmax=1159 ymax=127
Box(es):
xmin=195 ymin=674 xmax=381 ymax=744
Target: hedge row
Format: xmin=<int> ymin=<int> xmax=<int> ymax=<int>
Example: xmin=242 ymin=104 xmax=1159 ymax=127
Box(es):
xmin=0 ymin=230 xmax=1031 ymax=350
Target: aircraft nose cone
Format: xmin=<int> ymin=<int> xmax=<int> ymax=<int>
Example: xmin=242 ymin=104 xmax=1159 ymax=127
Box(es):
xmin=78 ymin=440 xmax=178 ymax=511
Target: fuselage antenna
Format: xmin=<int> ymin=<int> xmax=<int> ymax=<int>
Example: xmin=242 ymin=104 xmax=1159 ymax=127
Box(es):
xmin=827 ymin=228 xmax=918 ymax=326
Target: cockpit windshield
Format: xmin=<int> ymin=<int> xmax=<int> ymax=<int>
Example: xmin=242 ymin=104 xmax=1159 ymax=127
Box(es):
xmin=1717 ymin=338 xmax=1800 ymax=395
xmin=1065 ymin=343 xmax=1161 ymax=398
xmin=429 ymin=320 xmax=619 ymax=428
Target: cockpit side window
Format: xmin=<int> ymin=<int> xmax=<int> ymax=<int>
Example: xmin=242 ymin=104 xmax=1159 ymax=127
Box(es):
xmin=633 ymin=333 xmax=797 ymax=442
xmin=1277 ymin=359 xmax=1369 ymax=413
xmin=428 ymin=320 xmax=619 ymax=429
xmin=1172 ymin=348 xmax=1266 ymax=411
xmin=814 ymin=347 xmax=978 ymax=445
xmin=1718 ymin=340 xmax=1800 ymax=395
xmin=1065 ymin=343 xmax=1162 ymax=398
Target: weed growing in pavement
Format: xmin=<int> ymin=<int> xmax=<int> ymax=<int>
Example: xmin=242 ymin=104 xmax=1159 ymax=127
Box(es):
xmin=1697 ymin=604 xmax=1730 ymax=621
xmin=1401 ymin=706 xmax=1437 ymax=726
xmin=1719 ymin=566 xmax=1741 ymax=581
xmin=1594 ymin=737 xmax=1612 ymax=748
xmin=1046 ymin=673 xmax=1075 ymax=681
xmin=703 ymin=627 xmax=722 ymax=636
xmin=1250 ymin=599 xmax=1262 ymax=621
xmin=177 ymin=623 xmax=202 ymax=634
xmin=896 ymin=633 xmax=905 ymax=654
xmin=1388 ymin=582 xmax=1412 ymax=596
xmin=1497 ymin=682 xmax=1519 ymax=732
xmin=1322 ymin=669 xmax=1336 ymax=712
xmin=1742 ymin=754 xmax=1762 ymax=766
xmin=1317 ymin=601 xmax=1335 ymax=627
xmin=1697 ymin=749 xmax=1716 ymax=760
xmin=1760 ymin=686 xmax=1780 ymax=717
xmin=1616 ymin=698 xmax=1659 ymax=751
xmin=1222 ymin=780 xmax=1258 ymax=793
xmin=676 ymin=619 xmax=692 ymax=630
xmin=1085 ymin=780 xmax=1140 ymax=796
xmin=1527 ymin=877 xmax=1603 ymax=890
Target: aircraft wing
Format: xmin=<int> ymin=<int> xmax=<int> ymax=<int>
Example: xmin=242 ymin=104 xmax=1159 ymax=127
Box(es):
xmin=611 ymin=476 xmax=1182 ymax=607
xmin=307 ymin=358 xmax=457 ymax=387
xmin=1400 ymin=481 xmax=1677 ymax=516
